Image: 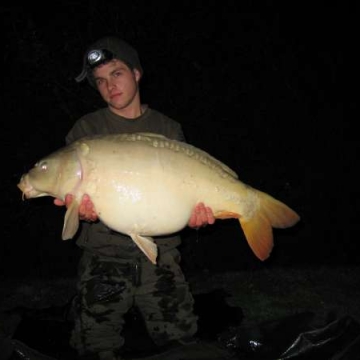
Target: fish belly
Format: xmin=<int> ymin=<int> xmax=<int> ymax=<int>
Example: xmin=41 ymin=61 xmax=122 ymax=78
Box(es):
xmin=92 ymin=181 xmax=196 ymax=236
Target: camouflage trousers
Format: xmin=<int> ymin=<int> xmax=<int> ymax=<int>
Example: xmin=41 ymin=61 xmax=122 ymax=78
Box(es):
xmin=70 ymin=248 xmax=198 ymax=356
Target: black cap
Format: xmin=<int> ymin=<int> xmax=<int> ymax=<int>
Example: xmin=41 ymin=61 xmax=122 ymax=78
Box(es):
xmin=75 ymin=36 xmax=143 ymax=87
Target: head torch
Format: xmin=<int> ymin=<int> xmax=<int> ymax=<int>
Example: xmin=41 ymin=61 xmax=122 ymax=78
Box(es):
xmin=87 ymin=49 xmax=114 ymax=69
xmin=75 ymin=36 xmax=143 ymax=85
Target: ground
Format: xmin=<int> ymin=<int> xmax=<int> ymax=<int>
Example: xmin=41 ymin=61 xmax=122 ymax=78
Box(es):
xmin=1 ymin=265 xmax=359 ymax=359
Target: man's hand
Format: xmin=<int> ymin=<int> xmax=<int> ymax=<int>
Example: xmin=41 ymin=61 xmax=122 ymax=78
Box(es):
xmin=188 ymin=202 xmax=215 ymax=228
xmin=54 ymin=194 xmax=98 ymax=222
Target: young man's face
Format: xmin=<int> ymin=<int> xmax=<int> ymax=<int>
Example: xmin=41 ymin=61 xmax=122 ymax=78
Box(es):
xmin=92 ymin=59 xmax=141 ymax=112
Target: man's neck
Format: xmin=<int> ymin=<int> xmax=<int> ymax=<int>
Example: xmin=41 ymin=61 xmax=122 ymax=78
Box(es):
xmin=109 ymin=104 xmax=143 ymax=119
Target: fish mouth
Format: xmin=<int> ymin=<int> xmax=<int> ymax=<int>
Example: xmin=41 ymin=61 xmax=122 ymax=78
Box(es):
xmin=17 ymin=175 xmax=42 ymax=199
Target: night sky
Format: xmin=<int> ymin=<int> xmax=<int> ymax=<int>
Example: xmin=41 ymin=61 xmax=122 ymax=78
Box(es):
xmin=1 ymin=3 xmax=350 ymax=278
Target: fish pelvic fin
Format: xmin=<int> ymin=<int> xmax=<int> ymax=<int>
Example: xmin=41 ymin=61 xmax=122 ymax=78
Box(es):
xmin=240 ymin=190 xmax=300 ymax=261
xmin=130 ymin=234 xmax=158 ymax=265
xmin=62 ymin=199 xmax=80 ymax=240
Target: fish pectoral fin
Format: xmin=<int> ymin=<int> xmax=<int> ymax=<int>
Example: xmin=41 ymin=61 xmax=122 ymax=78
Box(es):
xmin=239 ymin=214 xmax=273 ymax=261
xmin=130 ymin=234 xmax=158 ymax=265
xmin=214 ymin=211 xmax=240 ymax=219
xmin=62 ymin=199 xmax=80 ymax=240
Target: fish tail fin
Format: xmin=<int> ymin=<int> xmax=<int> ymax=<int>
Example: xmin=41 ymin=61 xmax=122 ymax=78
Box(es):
xmin=240 ymin=212 xmax=273 ymax=261
xmin=256 ymin=190 xmax=300 ymax=229
xmin=240 ymin=190 xmax=300 ymax=261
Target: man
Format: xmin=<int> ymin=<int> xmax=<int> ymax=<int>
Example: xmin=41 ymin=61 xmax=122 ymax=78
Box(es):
xmin=55 ymin=36 xmax=215 ymax=360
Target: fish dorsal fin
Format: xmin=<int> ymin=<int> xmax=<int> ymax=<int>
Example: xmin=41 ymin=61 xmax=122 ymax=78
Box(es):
xmin=129 ymin=234 xmax=158 ymax=265
xmin=62 ymin=199 xmax=80 ymax=240
xmin=132 ymin=133 xmax=239 ymax=179
xmin=134 ymin=132 xmax=168 ymax=139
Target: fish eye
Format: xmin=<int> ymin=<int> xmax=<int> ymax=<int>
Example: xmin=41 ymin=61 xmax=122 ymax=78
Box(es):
xmin=35 ymin=161 xmax=48 ymax=171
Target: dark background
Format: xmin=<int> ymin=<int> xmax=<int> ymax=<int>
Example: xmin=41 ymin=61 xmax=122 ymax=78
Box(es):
xmin=0 ymin=3 xmax=350 ymax=278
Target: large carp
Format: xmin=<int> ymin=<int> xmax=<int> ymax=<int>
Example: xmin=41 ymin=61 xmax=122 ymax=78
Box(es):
xmin=17 ymin=132 xmax=300 ymax=264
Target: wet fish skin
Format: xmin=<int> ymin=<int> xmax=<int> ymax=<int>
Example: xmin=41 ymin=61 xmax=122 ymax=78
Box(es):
xmin=17 ymin=132 xmax=300 ymax=264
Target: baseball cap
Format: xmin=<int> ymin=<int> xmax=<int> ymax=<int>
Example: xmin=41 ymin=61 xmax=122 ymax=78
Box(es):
xmin=75 ymin=36 xmax=143 ymax=87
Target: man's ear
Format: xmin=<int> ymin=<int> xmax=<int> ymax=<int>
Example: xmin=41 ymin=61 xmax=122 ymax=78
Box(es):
xmin=134 ymin=68 xmax=142 ymax=82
